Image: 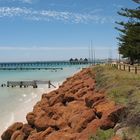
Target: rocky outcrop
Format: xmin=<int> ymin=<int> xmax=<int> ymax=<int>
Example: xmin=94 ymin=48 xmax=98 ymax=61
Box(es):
xmin=1 ymin=122 xmax=23 ymax=140
xmin=1 ymin=68 xmax=126 ymax=140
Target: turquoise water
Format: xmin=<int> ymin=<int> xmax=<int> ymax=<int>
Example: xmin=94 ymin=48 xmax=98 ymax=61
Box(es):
xmin=0 ymin=64 xmax=88 ymax=135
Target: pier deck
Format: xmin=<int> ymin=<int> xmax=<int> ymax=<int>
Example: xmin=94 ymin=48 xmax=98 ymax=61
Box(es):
xmin=1 ymin=80 xmax=56 ymax=88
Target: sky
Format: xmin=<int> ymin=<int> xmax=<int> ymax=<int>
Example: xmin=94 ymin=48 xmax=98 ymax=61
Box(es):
xmin=0 ymin=0 xmax=138 ymax=62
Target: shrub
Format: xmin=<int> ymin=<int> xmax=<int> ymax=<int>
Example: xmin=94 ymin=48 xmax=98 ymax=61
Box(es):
xmin=89 ymin=129 xmax=115 ymax=140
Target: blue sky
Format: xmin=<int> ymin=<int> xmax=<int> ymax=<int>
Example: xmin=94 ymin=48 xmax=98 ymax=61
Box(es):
xmin=0 ymin=0 xmax=138 ymax=62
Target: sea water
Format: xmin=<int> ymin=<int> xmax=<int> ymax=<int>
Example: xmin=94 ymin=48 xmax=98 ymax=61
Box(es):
xmin=0 ymin=64 xmax=88 ymax=136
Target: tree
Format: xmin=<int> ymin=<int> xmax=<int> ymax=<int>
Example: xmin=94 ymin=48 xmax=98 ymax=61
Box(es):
xmin=132 ymin=0 xmax=140 ymax=4
xmin=116 ymin=1 xmax=140 ymax=64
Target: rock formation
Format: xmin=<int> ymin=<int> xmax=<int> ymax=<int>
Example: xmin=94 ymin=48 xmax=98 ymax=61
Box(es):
xmin=1 ymin=68 xmax=126 ymax=140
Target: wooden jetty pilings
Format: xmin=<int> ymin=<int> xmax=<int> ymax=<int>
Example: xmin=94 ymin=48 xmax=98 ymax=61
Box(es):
xmin=3 ymin=80 xmax=56 ymax=88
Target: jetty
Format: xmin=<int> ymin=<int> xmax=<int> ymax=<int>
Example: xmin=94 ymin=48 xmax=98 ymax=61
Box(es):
xmin=1 ymin=80 xmax=56 ymax=88
xmin=0 ymin=60 xmax=87 ymax=70
xmin=0 ymin=67 xmax=63 ymax=71
xmin=0 ymin=59 xmax=106 ymax=70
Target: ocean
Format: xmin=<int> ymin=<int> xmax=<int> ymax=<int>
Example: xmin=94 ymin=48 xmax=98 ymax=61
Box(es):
xmin=0 ymin=64 xmax=89 ymax=135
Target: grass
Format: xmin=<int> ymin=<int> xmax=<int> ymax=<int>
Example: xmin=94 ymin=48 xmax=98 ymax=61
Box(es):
xmin=89 ymin=129 xmax=115 ymax=140
xmin=91 ymin=65 xmax=140 ymax=139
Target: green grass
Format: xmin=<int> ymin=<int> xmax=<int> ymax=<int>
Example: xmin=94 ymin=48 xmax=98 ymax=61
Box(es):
xmin=89 ymin=129 xmax=114 ymax=140
xmin=92 ymin=65 xmax=140 ymax=139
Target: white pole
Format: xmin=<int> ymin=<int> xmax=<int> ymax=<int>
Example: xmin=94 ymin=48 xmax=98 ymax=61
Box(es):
xmin=91 ymin=40 xmax=93 ymax=65
xmin=88 ymin=44 xmax=91 ymax=63
xmin=94 ymin=48 xmax=95 ymax=65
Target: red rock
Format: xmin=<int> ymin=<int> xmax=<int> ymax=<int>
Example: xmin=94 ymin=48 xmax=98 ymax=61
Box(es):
xmin=1 ymin=122 xmax=23 ymax=140
xmin=10 ymin=130 xmax=25 ymax=140
xmin=85 ymin=93 xmax=105 ymax=108
xmin=34 ymin=104 xmax=68 ymax=131
xmin=26 ymin=112 xmax=35 ymax=126
xmin=39 ymin=97 xmax=49 ymax=107
xmin=27 ymin=127 xmax=55 ymax=140
xmin=95 ymin=100 xmax=126 ymax=127
xmin=83 ymin=77 xmax=95 ymax=89
xmin=77 ymin=119 xmax=102 ymax=140
xmin=70 ymin=79 xmax=84 ymax=87
xmin=59 ymin=84 xmax=73 ymax=93
xmin=34 ymin=115 xmax=50 ymax=131
xmin=62 ymin=94 xmax=76 ymax=105
xmin=106 ymin=106 xmax=126 ymax=123
xmin=42 ymin=90 xmax=58 ymax=100
xmin=100 ymin=118 xmax=115 ymax=130
xmin=68 ymin=84 xmax=84 ymax=94
xmin=49 ymin=93 xmax=65 ymax=106
xmin=68 ymin=109 xmax=96 ymax=132
xmin=65 ymin=101 xmax=87 ymax=118
xmin=92 ymin=98 xmax=106 ymax=107
xmin=94 ymin=100 xmax=116 ymax=115
xmin=21 ymin=124 xmax=34 ymax=137
xmin=75 ymin=87 xmax=89 ymax=98
xmin=46 ymin=131 xmax=77 ymax=140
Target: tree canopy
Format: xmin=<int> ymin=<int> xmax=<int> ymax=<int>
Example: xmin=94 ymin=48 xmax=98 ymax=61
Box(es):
xmin=132 ymin=0 xmax=140 ymax=4
xmin=116 ymin=1 xmax=140 ymax=64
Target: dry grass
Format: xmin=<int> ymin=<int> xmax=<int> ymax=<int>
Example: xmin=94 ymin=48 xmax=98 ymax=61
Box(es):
xmin=93 ymin=65 xmax=140 ymax=139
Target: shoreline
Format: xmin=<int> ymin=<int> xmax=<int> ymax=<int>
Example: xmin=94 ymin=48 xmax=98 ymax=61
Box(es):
xmin=1 ymin=67 xmax=123 ymax=140
xmin=0 ymin=67 xmax=88 ymax=139
xmin=0 ymin=66 xmax=82 ymax=137
xmin=0 ymin=81 xmax=62 ymax=137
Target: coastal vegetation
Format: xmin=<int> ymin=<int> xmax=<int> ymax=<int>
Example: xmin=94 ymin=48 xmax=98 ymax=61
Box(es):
xmin=89 ymin=129 xmax=114 ymax=140
xmin=92 ymin=65 xmax=140 ymax=140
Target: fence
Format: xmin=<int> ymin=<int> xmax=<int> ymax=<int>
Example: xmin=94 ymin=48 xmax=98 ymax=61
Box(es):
xmin=109 ymin=63 xmax=140 ymax=74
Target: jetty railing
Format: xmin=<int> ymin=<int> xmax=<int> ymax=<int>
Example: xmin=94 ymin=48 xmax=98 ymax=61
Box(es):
xmin=1 ymin=80 xmax=56 ymax=88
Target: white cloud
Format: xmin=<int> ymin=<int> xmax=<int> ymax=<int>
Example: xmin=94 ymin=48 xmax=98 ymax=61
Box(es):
xmin=0 ymin=7 xmax=115 ymax=24
xmin=0 ymin=7 xmax=31 ymax=17
xmin=17 ymin=0 xmax=33 ymax=4
xmin=0 ymin=0 xmax=33 ymax=4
